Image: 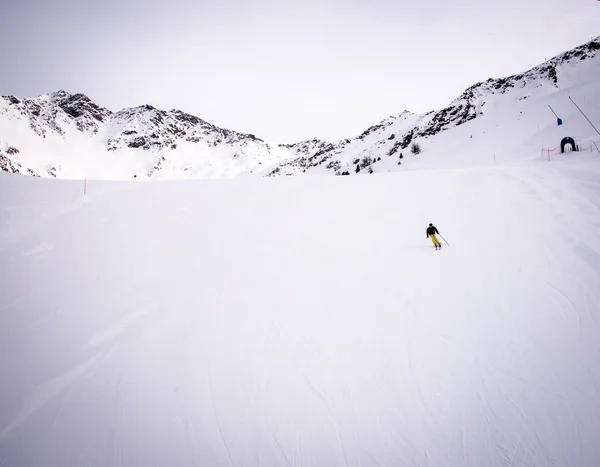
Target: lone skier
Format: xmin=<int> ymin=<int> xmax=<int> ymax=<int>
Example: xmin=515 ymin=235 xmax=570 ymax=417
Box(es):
xmin=426 ymin=223 xmax=442 ymax=250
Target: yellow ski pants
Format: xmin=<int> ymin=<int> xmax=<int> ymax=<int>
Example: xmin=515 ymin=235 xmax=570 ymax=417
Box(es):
xmin=430 ymin=234 xmax=441 ymax=247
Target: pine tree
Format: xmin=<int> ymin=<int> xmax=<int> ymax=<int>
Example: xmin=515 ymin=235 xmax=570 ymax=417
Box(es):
xmin=411 ymin=142 xmax=422 ymax=155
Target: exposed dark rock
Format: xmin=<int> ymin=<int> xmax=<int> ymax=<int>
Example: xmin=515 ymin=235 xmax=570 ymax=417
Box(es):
xmin=58 ymin=93 xmax=112 ymax=122
xmin=128 ymin=137 xmax=148 ymax=149
xmin=3 ymin=96 xmax=21 ymax=105
xmin=387 ymin=140 xmax=402 ymax=156
xmin=0 ymin=153 xmax=22 ymax=173
xmin=147 ymin=155 xmax=167 ymax=177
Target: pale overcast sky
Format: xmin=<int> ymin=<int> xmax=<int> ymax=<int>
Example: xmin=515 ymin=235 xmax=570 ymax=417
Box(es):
xmin=0 ymin=0 xmax=598 ymax=142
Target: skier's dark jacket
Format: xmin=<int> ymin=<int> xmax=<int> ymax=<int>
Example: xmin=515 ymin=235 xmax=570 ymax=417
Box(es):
xmin=426 ymin=226 xmax=439 ymax=238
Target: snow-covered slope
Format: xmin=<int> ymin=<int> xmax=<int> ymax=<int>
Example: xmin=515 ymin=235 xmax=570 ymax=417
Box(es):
xmin=2 ymin=149 xmax=600 ymax=465
xmin=268 ymin=36 xmax=600 ymax=176
xmin=1 ymin=37 xmax=599 ymax=180
xmin=2 ymin=34 xmax=600 ymax=467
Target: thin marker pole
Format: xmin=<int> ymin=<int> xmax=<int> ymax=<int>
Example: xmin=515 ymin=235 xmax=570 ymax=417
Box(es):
xmin=569 ymin=96 xmax=600 ymax=136
xmin=439 ymin=234 xmax=450 ymax=246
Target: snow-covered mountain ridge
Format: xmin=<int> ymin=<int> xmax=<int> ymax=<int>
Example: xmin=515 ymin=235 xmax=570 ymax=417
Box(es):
xmin=0 ymin=90 xmax=286 ymax=179
xmin=269 ymin=36 xmax=600 ymax=176
xmin=1 ymin=36 xmax=599 ymax=179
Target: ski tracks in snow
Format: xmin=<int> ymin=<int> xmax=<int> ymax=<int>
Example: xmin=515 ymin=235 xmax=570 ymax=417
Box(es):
xmin=263 ymin=414 xmax=293 ymax=467
xmin=207 ymin=366 xmax=235 ymax=467
xmin=0 ymin=353 xmax=102 ymax=438
xmin=300 ymin=369 xmax=350 ymax=467
xmin=84 ymin=305 xmax=151 ymax=350
xmin=545 ymin=281 xmax=582 ymax=337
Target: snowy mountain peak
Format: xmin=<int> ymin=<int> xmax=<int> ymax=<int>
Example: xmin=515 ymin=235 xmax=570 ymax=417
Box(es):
xmin=1 ymin=90 xmax=112 ymax=137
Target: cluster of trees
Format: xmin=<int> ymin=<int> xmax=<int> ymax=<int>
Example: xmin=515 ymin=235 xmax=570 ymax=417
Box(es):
xmin=339 ymin=141 xmax=422 ymax=175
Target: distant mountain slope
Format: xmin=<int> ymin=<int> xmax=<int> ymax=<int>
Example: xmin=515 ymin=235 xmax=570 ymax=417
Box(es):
xmin=267 ymin=36 xmax=600 ymax=176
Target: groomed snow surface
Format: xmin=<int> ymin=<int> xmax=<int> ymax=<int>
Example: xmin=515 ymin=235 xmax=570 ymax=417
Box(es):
xmin=2 ymin=150 xmax=600 ymax=466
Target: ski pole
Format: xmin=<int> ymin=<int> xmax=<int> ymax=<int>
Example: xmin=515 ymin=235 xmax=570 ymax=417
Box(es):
xmin=439 ymin=234 xmax=450 ymax=246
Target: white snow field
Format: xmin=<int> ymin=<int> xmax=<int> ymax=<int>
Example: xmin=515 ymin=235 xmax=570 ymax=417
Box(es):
xmin=2 ymin=147 xmax=600 ymax=466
